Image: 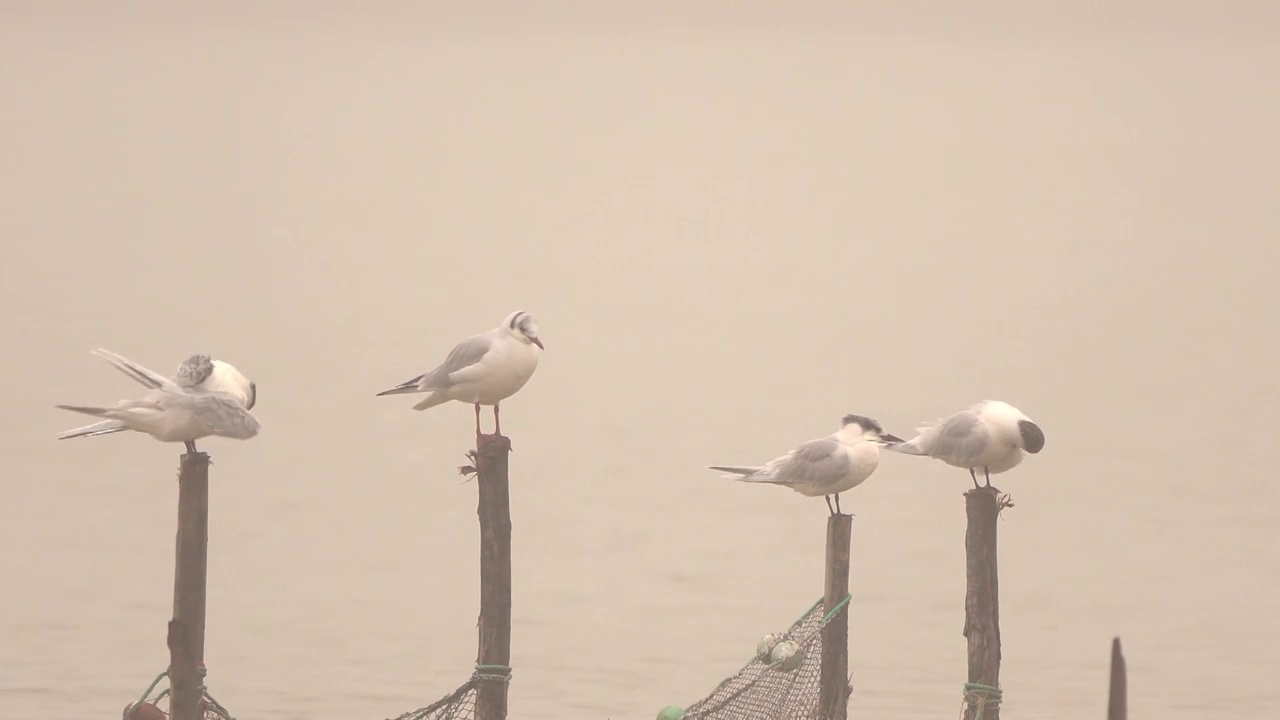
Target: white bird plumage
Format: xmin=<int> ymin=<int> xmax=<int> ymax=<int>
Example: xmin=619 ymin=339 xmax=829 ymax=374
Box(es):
xmin=55 ymin=349 xmax=261 ymax=453
xmin=376 ymin=310 xmax=544 ymax=439
xmin=57 ymin=351 xmax=257 ymax=442
xmin=885 ymin=399 xmax=1045 ymax=488
xmin=709 ymin=414 xmax=904 ymax=516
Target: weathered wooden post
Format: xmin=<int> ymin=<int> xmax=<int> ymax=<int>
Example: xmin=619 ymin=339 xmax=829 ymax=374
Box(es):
xmin=1107 ymin=637 xmax=1127 ymax=720
xmin=473 ymin=436 xmax=513 ymax=720
xmin=168 ymin=451 xmax=210 ymax=720
xmin=818 ymin=513 xmax=853 ymax=720
xmin=961 ymin=486 xmax=1011 ymax=720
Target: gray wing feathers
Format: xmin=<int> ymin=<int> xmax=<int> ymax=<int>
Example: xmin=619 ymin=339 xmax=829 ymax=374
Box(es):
xmin=376 ymin=372 xmax=428 ymax=396
xmin=768 ymin=438 xmax=851 ymax=489
xmin=55 ymin=404 xmax=113 ymax=419
xmin=175 ymin=354 xmax=214 ymax=388
xmin=57 ymin=419 xmax=129 ymax=440
xmin=186 ymin=392 xmax=261 ymax=439
xmin=894 ymin=411 xmax=989 ymax=464
xmin=428 ymin=334 xmax=493 ymax=387
xmin=377 ymin=334 xmax=493 ymax=396
xmin=719 ymin=438 xmax=850 ymax=488
xmin=90 ymin=349 xmax=181 ymax=392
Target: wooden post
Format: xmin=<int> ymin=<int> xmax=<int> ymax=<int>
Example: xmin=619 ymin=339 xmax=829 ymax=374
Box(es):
xmin=818 ymin=513 xmax=853 ymax=720
xmin=474 ymin=436 xmax=513 ymax=720
xmin=962 ymin=486 xmax=1009 ymax=720
xmin=168 ymin=452 xmax=210 ymax=720
xmin=1107 ymin=637 xmax=1127 ymax=720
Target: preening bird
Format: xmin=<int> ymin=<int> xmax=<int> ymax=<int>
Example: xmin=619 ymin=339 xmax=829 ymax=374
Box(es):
xmin=709 ymin=414 xmax=904 ymax=516
xmin=885 ymin=400 xmax=1045 ymax=488
xmin=376 ymin=310 xmax=543 ymax=439
xmin=58 ymin=351 xmax=256 ymax=442
xmin=56 ymin=349 xmax=261 ymax=453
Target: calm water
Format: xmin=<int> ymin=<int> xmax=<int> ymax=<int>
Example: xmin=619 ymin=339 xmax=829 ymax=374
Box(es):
xmin=2 ymin=5 xmax=1278 ymax=719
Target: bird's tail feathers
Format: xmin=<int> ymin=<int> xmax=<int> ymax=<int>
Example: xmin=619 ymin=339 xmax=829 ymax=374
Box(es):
xmin=709 ymin=465 xmax=772 ymax=480
xmin=57 ymin=418 xmax=128 ymax=440
xmin=55 ymin=404 xmax=112 ymax=420
xmin=884 ymin=439 xmax=927 ymax=456
xmin=412 ymin=392 xmax=450 ymax=412
xmin=375 ymin=374 xmax=426 ymax=397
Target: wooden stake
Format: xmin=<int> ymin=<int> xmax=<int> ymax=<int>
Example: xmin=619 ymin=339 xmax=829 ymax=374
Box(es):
xmin=168 ymin=452 xmax=210 ymax=720
xmin=818 ymin=513 xmax=853 ymax=720
xmin=474 ymin=436 xmax=513 ymax=720
xmin=962 ymin=486 xmax=1009 ymax=720
xmin=1107 ymin=637 xmax=1127 ymax=720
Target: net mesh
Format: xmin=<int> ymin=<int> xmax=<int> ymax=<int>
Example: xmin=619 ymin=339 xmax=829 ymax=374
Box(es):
xmin=678 ymin=595 xmax=850 ymax=720
xmin=387 ymin=678 xmax=479 ymax=720
xmin=386 ymin=663 xmax=516 ymax=720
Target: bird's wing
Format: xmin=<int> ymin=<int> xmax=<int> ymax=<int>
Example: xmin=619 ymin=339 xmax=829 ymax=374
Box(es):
xmin=911 ymin=410 xmax=990 ymax=464
xmin=377 ymin=333 xmax=495 ymax=396
xmin=174 ymin=355 xmax=215 ymax=389
xmin=91 ymin=349 xmax=183 ymax=393
xmin=759 ymin=437 xmax=851 ymax=489
xmin=427 ymin=333 xmax=496 ymax=388
xmin=175 ymin=391 xmax=262 ymax=440
xmin=205 ymin=394 xmax=261 ymax=439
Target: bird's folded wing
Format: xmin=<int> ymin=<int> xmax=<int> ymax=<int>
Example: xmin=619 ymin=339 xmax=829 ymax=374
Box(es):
xmin=915 ymin=412 xmax=990 ymax=463
xmin=432 ymin=334 xmax=495 ymax=387
xmin=763 ymin=438 xmax=849 ymax=488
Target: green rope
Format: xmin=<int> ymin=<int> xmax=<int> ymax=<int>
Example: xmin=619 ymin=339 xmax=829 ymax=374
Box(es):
xmin=123 ymin=665 xmax=235 ymax=720
xmin=124 ymin=671 xmax=169 ymax=719
xmin=474 ymin=663 xmax=512 ymax=682
xmin=820 ymin=594 xmax=851 ymax=625
xmin=962 ymin=682 xmax=1003 ymax=720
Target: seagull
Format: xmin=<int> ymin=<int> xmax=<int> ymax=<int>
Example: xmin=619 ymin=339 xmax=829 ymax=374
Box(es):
xmin=376 ymin=310 xmax=543 ymax=439
xmin=56 ymin=349 xmax=261 ymax=453
xmin=58 ymin=351 xmax=257 ymax=442
xmin=885 ymin=400 xmax=1045 ymax=489
xmin=709 ymin=414 xmax=903 ymax=516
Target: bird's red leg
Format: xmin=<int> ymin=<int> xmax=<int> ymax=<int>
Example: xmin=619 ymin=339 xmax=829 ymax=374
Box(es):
xmin=474 ymin=403 xmax=483 ymax=439
xmin=493 ymin=403 xmax=502 ymax=437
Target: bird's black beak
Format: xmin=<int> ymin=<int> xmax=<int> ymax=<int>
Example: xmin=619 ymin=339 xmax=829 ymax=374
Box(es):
xmin=879 ymin=433 xmax=904 ymax=445
xmin=531 ymin=337 xmax=544 ymax=350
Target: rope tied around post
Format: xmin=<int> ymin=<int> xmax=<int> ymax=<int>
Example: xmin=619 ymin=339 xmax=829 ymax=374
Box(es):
xmin=473 ymin=664 xmax=513 ymax=683
xmin=122 ymin=664 xmax=236 ymax=720
xmin=820 ymin=594 xmax=851 ymax=625
xmin=123 ymin=670 xmax=170 ymax=719
xmin=961 ymin=682 xmax=1003 ymax=720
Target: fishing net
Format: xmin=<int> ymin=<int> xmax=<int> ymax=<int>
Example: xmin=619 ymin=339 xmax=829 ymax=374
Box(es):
xmin=121 ymin=669 xmax=234 ymax=720
xmin=386 ymin=665 xmax=510 ymax=720
xmin=387 ymin=679 xmax=478 ymax=720
xmin=659 ymin=595 xmax=851 ymax=720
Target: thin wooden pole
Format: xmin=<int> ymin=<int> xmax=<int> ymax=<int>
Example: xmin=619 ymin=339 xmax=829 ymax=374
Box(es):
xmin=168 ymin=451 xmax=210 ymax=720
xmin=474 ymin=436 xmax=513 ymax=720
xmin=818 ymin=513 xmax=853 ymax=720
xmin=1107 ymin=637 xmax=1127 ymax=720
xmin=962 ymin=486 xmax=1009 ymax=720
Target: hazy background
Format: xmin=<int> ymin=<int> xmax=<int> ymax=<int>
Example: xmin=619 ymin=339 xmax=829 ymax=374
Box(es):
xmin=2 ymin=3 xmax=1278 ymax=719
